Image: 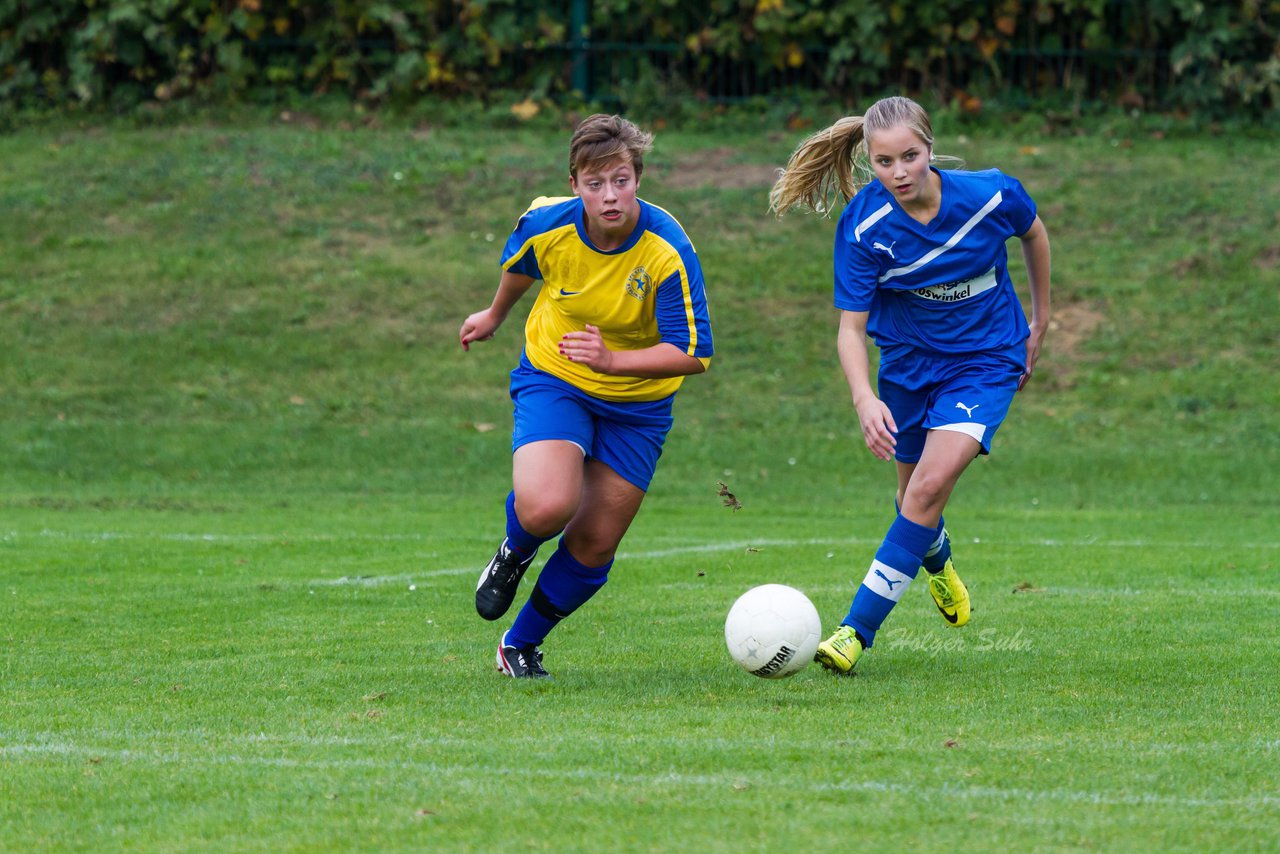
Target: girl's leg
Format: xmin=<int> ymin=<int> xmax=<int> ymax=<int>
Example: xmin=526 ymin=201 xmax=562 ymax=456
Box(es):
xmin=824 ymin=430 xmax=981 ymax=660
xmin=897 ymin=430 xmax=980 ymax=528
xmin=900 ymin=431 xmax=979 ymax=626
xmin=476 ymin=439 xmax=582 ymax=622
xmin=511 ymin=439 xmax=587 ymax=538
xmin=506 ymin=458 xmax=645 ymax=648
xmin=895 ymin=462 xmax=951 ymax=573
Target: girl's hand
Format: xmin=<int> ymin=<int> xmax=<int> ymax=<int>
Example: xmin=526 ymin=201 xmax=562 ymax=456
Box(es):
xmin=459 ymin=309 xmax=499 ymax=351
xmin=855 ymin=396 xmax=898 ymax=461
xmin=1019 ymin=323 xmax=1048 ymax=390
xmin=559 ymin=324 xmax=614 ymax=373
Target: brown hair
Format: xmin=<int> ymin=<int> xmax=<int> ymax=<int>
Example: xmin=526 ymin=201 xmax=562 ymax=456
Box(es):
xmin=568 ymin=114 xmax=654 ymax=179
xmin=769 ymin=96 xmax=940 ymax=216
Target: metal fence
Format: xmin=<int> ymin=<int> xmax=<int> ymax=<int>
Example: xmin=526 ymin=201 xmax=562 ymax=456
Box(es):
xmin=516 ymin=0 xmax=1173 ymax=109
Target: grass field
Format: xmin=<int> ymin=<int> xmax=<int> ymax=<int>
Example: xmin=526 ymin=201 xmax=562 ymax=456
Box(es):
xmin=2 ymin=108 xmax=1278 ymax=851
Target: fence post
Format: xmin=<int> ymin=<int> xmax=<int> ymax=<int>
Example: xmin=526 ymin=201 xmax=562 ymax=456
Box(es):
xmin=570 ymin=0 xmax=590 ymax=99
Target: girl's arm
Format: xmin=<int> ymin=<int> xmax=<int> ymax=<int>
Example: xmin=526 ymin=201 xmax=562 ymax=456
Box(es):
xmin=459 ymin=271 xmax=537 ymax=351
xmin=1018 ymin=216 xmax=1052 ymax=389
xmin=558 ymin=327 xmax=707 ymax=378
xmin=838 ymin=310 xmax=897 ymax=461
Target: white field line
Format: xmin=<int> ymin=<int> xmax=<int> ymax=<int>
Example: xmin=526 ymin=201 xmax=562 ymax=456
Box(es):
xmin=5 ymin=529 xmax=1277 ymax=589
xmin=8 ymin=729 xmax=1273 ymax=756
xmin=2 ymin=738 xmax=1278 ymax=812
xmin=309 ymin=534 xmax=1280 ymax=587
xmin=7 ymin=530 xmax=1279 ymax=550
xmin=5 ymin=529 xmax=429 ymax=543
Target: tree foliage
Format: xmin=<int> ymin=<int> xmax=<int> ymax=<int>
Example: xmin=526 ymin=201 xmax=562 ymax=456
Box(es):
xmin=1 ymin=0 xmax=1275 ymax=119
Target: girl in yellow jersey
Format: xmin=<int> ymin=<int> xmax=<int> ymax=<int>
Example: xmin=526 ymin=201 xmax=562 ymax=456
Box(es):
xmin=460 ymin=114 xmax=714 ymax=679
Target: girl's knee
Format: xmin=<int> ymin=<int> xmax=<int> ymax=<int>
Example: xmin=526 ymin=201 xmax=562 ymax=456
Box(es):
xmin=562 ymin=530 xmax=621 ymax=568
xmin=515 ymin=496 xmax=576 ymax=538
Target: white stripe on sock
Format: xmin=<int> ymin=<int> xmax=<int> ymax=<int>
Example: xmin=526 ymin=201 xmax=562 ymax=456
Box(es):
xmin=863 ymin=560 xmax=914 ymax=602
xmin=925 ymin=529 xmax=946 ymax=558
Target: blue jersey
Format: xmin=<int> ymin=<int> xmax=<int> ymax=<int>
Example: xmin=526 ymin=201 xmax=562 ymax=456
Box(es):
xmin=833 ymin=167 xmax=1037 ymax=355
xmin=502 ymin=196 xmax=714 ymax=402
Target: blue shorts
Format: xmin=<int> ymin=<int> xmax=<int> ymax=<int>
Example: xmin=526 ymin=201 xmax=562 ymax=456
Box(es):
xmin=877 ymin=344 xmax=1025 ymax=464
xmin=509 ymin=363 xmax=675 ymax=492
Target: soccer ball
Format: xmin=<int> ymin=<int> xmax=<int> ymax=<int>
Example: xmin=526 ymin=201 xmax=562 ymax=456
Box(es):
xmin=724 ymin=584 xmax=822 ymax=679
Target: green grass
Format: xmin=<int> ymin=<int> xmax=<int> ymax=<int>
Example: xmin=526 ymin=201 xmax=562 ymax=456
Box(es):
xmin=1 ymin=112 xmax=1278 ymax=851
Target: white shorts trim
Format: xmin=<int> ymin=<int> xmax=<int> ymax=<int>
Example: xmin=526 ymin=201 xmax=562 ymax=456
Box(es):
xmin=933 ymin=423 xmax=987 ymax=443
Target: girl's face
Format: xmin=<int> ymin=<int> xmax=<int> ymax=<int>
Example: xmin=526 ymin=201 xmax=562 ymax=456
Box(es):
xmin=571 ymin=158 xmax=640 ymax=244
xmin=867 ymin=124 xmax=934 ymax=208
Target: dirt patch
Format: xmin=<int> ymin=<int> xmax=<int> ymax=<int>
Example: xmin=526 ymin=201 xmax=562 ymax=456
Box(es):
xmin=1254 ymin=244 xmax=1280 ymax=270
xmin=1048 ymin=301 xmax=1106 ymax=363
xmin=658 ymin=147 xmax=781 ymax=190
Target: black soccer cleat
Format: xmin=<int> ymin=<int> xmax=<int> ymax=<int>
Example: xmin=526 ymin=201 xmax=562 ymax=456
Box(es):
xmin=475 ymin=539 xmax=537 ymax=621
xmin=495 ymin=632 xmax=551 ymax=679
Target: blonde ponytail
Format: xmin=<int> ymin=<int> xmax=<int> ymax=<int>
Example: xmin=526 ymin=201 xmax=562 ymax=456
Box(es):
xmin=770 ymin=96 xmax=941 ymax=218
xmin=768 ymin=116 xmax=870 ymax=217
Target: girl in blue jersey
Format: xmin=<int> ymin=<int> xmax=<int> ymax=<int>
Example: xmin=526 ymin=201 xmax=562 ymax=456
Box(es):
xmin=769 ymin=96 xmax=1052 ymax=674
xmin=460 ymin=114 xmax=714 ymax=679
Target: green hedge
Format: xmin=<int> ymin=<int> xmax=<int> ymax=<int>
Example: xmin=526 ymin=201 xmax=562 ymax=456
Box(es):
xmin=1 ymin=0 xmax=1275 ymax=120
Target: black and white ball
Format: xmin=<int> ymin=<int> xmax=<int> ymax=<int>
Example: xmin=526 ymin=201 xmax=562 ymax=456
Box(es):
xmin=724 ymin=584 xmax=822 ymax=678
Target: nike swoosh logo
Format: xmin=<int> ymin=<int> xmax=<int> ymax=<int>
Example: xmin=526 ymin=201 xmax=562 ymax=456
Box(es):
xmin=559 ymin=289 xmax=580 ymax=296
xmin=936 ymin=605 xmax=960 ymax=624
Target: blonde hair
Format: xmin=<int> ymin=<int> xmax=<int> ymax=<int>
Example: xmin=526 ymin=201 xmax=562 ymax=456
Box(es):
xmin=569 ymin=114 xmax=654 ymax=179
xmin=769 ymin=96 xmax=938 ymax=216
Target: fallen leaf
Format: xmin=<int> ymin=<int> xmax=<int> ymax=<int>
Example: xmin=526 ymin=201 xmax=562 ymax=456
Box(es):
xmin=716 ymin=480 xmax=742 ymax=512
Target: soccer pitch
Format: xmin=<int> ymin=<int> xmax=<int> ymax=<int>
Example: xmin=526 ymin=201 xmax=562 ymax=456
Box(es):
xmin=3 ymin=494 xmax=1278 ymax=850
xmin=2 ymin=115 xmax=1278 ymax=850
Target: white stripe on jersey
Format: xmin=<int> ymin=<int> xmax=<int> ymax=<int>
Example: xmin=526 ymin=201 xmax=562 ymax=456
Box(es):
xmin=863 ymin=560 xmax=914 ymax=602
xmin=853 ymin=203 xmax=893 ymax=243
xmin=879 ymin=191 xmax=1003 ymax=282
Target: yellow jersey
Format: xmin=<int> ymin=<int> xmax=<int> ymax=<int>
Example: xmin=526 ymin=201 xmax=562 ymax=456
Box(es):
xmin=501 ymin=196 xmax=714 ymax=402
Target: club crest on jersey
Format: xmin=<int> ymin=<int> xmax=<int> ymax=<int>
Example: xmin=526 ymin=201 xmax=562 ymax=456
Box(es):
xmin=625 ymin=265 xmax=653 ymax=301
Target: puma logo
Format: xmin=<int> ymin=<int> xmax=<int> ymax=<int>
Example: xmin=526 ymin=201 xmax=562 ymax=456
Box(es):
xmin=955 ymin=402 xmax=979 ymax=418
xmin=874 ymin=569 xmax=903 ymax=590
xmin=872 ymin=240 xmax=896 ymax=259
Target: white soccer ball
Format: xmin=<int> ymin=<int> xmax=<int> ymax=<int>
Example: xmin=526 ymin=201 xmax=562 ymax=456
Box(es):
xmin=724 ymin=584 xmax=822 ymax=679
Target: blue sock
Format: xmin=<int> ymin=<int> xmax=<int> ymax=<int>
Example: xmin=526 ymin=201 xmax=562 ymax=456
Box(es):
xmin=843 ymin=514 xmax=938 ymax=648
xmin=504 ymin=491 xmax=556 ymax=557
xmin=922 ymin=517 xmax=951 ymax=573
xmin=893 ymin=498 xmax=951 ymax=573
xmin=507 ymin=540 xmax=611 ymax=648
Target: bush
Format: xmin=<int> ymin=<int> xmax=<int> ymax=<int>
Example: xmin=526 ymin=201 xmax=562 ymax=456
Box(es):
xmin=0 ymin=0 xmax=1274 ymax=122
